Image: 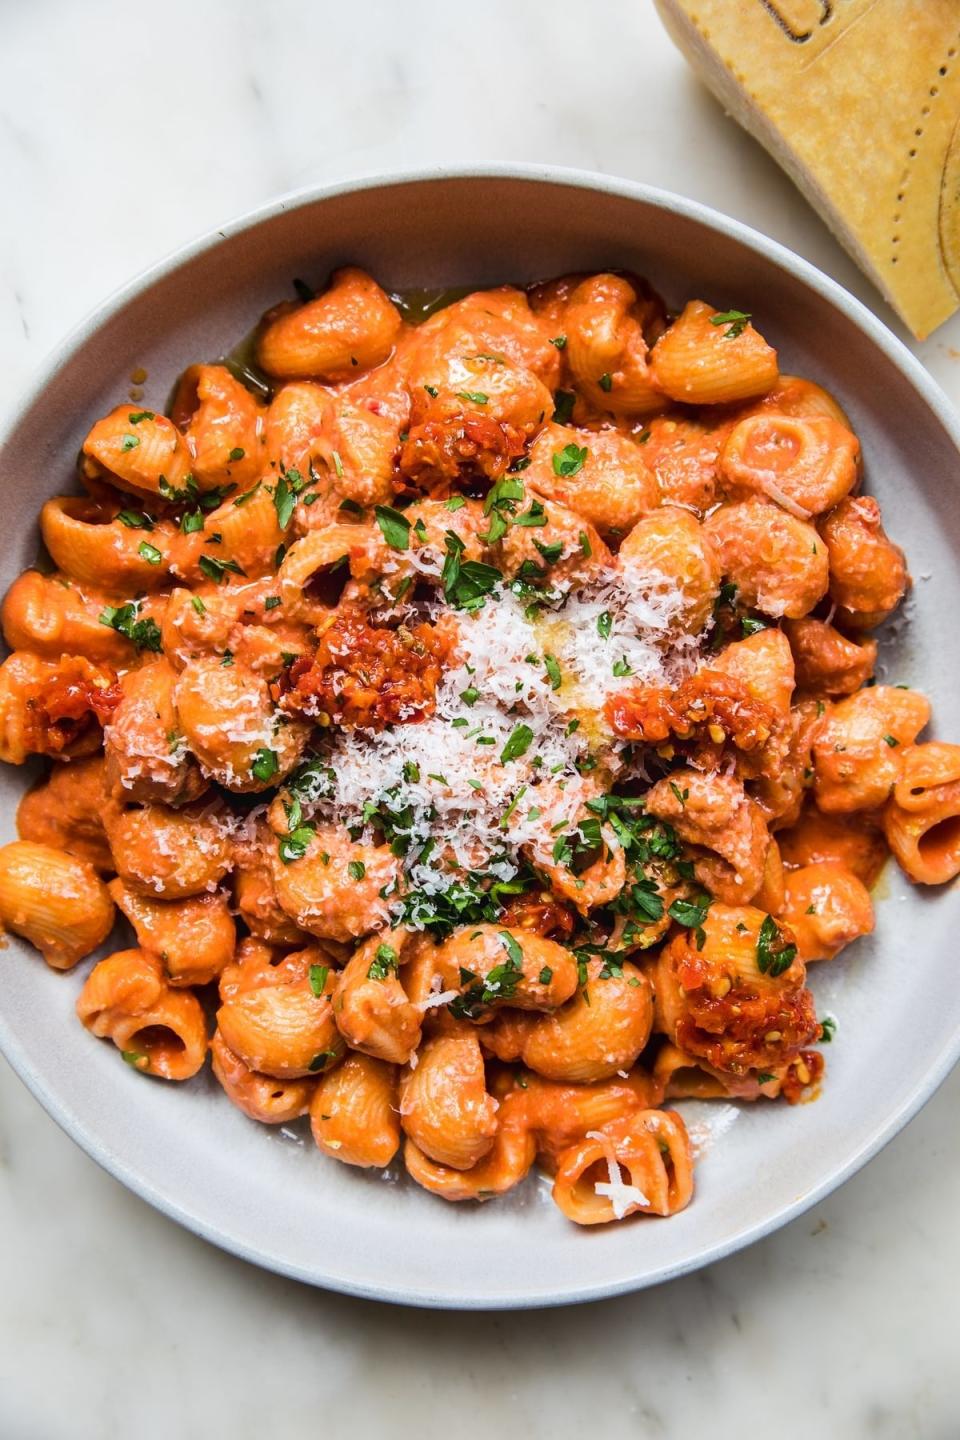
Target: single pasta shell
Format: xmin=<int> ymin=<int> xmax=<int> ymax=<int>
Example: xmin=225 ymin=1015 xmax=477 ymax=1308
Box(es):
xmin=0 ymin=840 xmax=114 ymax=969
xmin=650 ymin=300 xmax=778 ymax=405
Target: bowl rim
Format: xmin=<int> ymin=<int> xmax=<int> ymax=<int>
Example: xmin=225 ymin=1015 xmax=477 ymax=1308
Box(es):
xmin=2 ymin=161 xmax=959 ymax=1310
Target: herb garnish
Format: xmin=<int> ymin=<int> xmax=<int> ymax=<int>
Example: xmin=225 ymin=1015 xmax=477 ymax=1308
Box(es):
xmin=710 ymin=309 xmax=751 ymax=339
xmin=755 ymin=914 xmax=797 ymax=977
xmin=375 ymin=504 xmax=411 ymax=551
xmin=551 ymin=443 xmax=588 ymax=478
xmin=198 ymin=554 xmax=246 ymax=583
xmin=367 ymin=943 xmax=398 ymax=981
xmin=501 ymin=723 xmax=534 ymax=763
xmin=251 ymin=748 xmax=278 ymax=783
xmin=309 ymin=964 xmax=330 ymax=997
xmin=99 ymin=602 xmax=162 ymax=653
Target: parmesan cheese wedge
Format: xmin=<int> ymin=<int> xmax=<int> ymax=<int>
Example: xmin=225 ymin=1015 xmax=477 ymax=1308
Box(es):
xmin=654 ymin=0 xmax=960 ymax=338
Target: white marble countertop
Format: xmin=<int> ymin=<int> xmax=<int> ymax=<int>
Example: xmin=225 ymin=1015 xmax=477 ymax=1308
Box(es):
xmin=2 ymin=1 xmax=960 ymax=1435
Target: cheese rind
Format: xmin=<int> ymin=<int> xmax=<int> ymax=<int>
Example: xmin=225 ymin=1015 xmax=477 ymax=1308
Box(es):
xmin=655 ymin=0 xmax=960 ymax=338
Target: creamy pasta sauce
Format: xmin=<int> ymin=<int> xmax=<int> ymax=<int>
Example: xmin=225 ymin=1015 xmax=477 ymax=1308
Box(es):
xmin=0 ymin=265 xmax=955 ymax=1226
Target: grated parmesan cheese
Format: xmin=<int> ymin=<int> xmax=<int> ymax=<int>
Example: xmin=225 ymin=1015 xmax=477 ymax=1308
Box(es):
xmin=416 ymin=988 xmax=461 ymax=1012
xmin=300 ymin=564 xmax=706 ymax=912
xmin=586 ymin=1130 xmax=648 ymax=1219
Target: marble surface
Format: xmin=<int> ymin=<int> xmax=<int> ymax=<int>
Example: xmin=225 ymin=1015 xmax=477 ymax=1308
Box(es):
xmin=2 ymin=1 xmax=960 ymax=1435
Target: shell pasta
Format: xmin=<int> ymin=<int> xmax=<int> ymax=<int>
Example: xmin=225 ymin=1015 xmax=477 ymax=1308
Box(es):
xmin=0 ymin=266 xmax=953 ymax=1230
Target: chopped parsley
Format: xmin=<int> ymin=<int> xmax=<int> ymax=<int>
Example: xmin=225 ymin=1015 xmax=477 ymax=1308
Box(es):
xmin=278 ymin=796 xmax=317 ymax=863
xmin=501 ymin=723 xmax=534 ymax=763
xmin=441 ymin=531 xmax=502 ymax=611
xmin=251 ymin=748 xmax=278 ymax=783
xmin=716 ymin=580 xmax=738 ymax=608
xmin=450 ymin=931 xmax=525 ymax=1017
xmin=668 ymin=894 xmax=712 ymax=949
xmin=499 ymin=786 xmax=527 ymax=829
xmin=513 ymin=498 xmax=547 ymax=528
xmin=367 ymin=943 xmax=398 ymax=981
xmin=273 ymin=466 xmax=307 ymax=529
xmin=234 ymin=482 xmax=262 ymax=506
xmin=553 ymin=389 xmax=576 ymax=424
xmin=375 ymin=504 xmax=411 ymax=551
xmin=552 ymin=442 xmax=588 ymax=478
xmin=480 ymin=475 xmax=526 ymax=544
xmin=309 ymin=964 xmax=330 ymax=997
xmin=710 ymin=308 xmax=751 ymax=339
xmin=99 ymin=601 xmax=162 ymax=653
xmin=480 ymin=509 xmax=509 ymax=544
xmin=397 ymin=866 xmax=535 ymax=938
xmin=198 ymin=554 xmax=246 ymax=583
xmin=499 ymin=930 xmax=523 ymax=967
xmin=158 ymin=475 xmax=234 ymax=511
xmin=534 ymin=539 xmax=564 ymax=567
xmin=286 ymin=758 xmax=335 ymax=803
xmin=116 ymin=509 xmax=154 ymax=530
xmin=552 ymin=817 xmax=603 ymax=870
xmin=755 ymin=914 xmax=797 ymax=977
xmin=279 ymin=827 xmax=315 ymax=864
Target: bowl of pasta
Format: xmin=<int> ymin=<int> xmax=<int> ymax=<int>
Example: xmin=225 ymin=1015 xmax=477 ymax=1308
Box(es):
xmin=1 ymin=166 xmax=959 ymax=1308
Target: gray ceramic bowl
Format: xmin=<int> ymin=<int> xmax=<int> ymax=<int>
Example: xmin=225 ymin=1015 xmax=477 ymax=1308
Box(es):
xmin=1 ymin=166 xmax=959 ymax=1309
